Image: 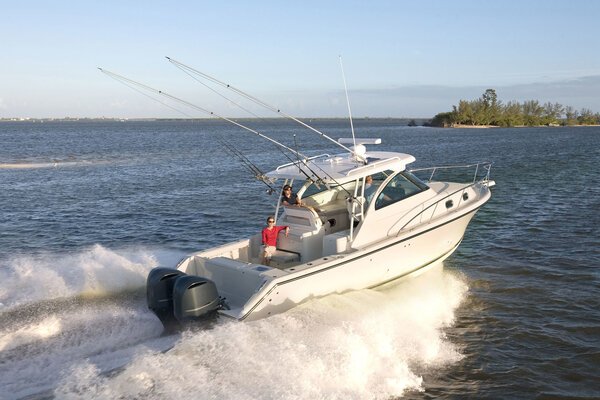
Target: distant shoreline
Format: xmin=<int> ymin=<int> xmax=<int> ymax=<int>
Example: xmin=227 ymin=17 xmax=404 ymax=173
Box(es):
xmin=2 ymin=118 xmax=599 ymax=128
xmin=0 ymin=117 xmax=422 ymax=123
xmin=450 ymin=123 xmax=600 ymax=128
xmin=451 ymin=124 xmax=496 ymax=129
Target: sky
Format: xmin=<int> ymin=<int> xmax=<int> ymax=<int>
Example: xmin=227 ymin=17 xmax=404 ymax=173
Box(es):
xmin=2 ymin=0 xmax=600 ymax=119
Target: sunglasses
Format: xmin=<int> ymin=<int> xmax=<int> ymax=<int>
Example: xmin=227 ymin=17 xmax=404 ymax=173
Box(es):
xmin=268 ymin=220 xmax=275 ymax=223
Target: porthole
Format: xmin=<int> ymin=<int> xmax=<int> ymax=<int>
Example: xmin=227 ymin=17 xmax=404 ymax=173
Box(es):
xmin=446 ymin=199 xmax=454 ymax=209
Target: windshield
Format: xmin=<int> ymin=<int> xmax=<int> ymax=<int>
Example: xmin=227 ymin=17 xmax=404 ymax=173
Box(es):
xmin=374 ymin=172 xmax=429 ymax=210
xmin=300 ymin=180 xmax=329 ymax=198
xmin=301 ymin=169 xmax=397 ymax=199
xmin=300 ymin=180 xmax=357 ymax=198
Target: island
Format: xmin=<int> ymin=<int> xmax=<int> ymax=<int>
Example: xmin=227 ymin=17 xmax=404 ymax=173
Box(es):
xmin=428 ymin=89 xmax=600 ymax=128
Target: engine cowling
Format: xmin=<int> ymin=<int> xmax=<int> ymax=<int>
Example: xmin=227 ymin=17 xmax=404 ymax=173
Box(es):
xmin=172 ymin=275 xmax=221 ymax=323
xmin=146 ymin=267 xmax=186 ymax=331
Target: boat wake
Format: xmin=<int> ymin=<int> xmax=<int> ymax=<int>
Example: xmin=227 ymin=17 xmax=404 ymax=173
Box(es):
xmin=0 ymin=244 xmax=183 ymax=311
xmin=1 ymin=247 xmax=468 ymax=400
xmin=0 ymin=161 xmax=78 ymax=169
xmin=0 ymin=158 xmax=122 ymax=170
xmin=0 ymin=245 xmax=186 ymax=399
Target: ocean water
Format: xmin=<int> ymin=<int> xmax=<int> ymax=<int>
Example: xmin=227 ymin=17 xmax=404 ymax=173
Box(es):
xmin=0 ymin=120 xmax=598 ymax=399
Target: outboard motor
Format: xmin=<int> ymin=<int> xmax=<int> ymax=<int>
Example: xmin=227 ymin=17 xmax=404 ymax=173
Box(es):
xmin=146 ymin=267 xmax=186 ymax=331
xmin=172 ymin=275 xmax=221 ymax=323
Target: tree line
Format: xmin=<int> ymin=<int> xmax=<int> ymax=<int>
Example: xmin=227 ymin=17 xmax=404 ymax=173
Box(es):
xmin=429 ymin=89 xmax=600 ymax=127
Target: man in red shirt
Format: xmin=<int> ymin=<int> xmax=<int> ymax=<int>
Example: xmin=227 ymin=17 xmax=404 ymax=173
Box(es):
xmin=261 ymin=216 xmax=289 ymax=265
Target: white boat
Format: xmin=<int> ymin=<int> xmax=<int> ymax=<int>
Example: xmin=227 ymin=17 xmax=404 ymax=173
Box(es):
xmin=147 ymin=137 xmax=493 ymax=326
xmin=98 ymin=59 xmax=493 ymax=327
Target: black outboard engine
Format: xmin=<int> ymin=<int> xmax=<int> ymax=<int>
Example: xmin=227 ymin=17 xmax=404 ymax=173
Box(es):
xmin=146 ymin=267 xmax=186 ymax=331
xmin=172 ymin=275 xmax=221 ymax=323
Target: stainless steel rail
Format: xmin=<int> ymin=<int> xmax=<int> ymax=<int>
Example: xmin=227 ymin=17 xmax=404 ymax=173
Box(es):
xmin=398 ymin=162 xmax=493 ymax=231
xmin=410 ymin=161 xmax=493 ymax=185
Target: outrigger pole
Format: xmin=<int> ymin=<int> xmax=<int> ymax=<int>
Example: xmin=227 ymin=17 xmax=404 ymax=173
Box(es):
xmin=98 ymin=67 xmax=325 ymax=184
xmin=98 ymin=67 xmax=360 ymax=193
xmin=168 ymin=60 xmax=264 ymax=120
xmin=166 ymin=57 xmax=367 ymax=163
xmin=98 ymin=68 xmax=308 ymax=160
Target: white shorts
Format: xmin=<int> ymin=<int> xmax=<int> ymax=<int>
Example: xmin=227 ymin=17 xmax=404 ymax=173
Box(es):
xmin=262 ymin=245 xmax=276 ymax=258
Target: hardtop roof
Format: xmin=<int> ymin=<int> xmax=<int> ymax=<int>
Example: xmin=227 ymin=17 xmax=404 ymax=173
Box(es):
xmin=265 ymin=151 xmax=416 ymax=184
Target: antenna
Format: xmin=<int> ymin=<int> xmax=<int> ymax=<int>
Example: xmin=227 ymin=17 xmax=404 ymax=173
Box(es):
xmin=339 ymin=55 xmax=356 ymax=149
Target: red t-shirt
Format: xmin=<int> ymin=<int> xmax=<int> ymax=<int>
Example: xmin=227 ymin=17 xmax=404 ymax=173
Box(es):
xmin=262 ymin=226 xmax=287 ymax=247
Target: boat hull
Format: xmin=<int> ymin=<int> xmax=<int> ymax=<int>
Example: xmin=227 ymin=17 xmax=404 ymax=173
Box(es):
xmin=171 ymin=204 xmax=480 ymax=322
xmin=233 ymin=208 xmax=477 ymax=320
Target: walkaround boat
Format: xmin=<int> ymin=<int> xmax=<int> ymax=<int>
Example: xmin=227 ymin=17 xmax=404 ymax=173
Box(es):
xmin=99 ymin=59 xmax=494 ymax=327
xmin=147 ymin=137 xmax=494 ymax=326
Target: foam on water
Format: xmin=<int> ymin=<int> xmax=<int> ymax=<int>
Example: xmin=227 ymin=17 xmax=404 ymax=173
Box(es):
xmin=0 ymin=162 xmax=85 ymax=169
xmin=0 ymin=246 xmax=468 ymax=399
xmin=0 ymin=246 xmax=185 ymax=399
xmin=0 ymin=300 xmax=169 ymax=399
xmin=0 ymin=158 xmax=120 ymax=170
xmin=52 ymin=265 xmax=467 ymax=400
xmin=0 ymin=244 xmax=182 ymax=311
xmin=3 ymin=121 xmax=598 ymax=398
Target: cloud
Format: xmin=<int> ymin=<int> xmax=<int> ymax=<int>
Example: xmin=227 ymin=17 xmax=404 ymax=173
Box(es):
xmin=345 ymin=75 xmax=600 ymax=117
xmin=5 ymin=75 xmax=600 ymax=119
xmin=500 ymin=76 xmax=600 ymax=105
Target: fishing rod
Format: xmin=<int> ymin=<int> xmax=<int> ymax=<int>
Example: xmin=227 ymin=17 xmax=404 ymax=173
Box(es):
xmin=218 ymin=134 xmax=310 ymax=194
xmin=217 ymin=137 xmax=277 ymax=193
xmin=166 ymin=57 xmax=367 ymax=163
xmin=219 ymin=139 xmax=262 ymax=177
xmin=291 ymin=134 xmax=322 ymax=191
xmin=292 ymin=134 xmax=303 ymax=177
xmin=98 ymin=67 xmax=324 ymax=185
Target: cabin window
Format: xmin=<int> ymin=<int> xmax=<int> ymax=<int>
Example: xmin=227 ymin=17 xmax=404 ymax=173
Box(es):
xmin=403 ymin=171 xmax=430 ymax=191
xmin=374 ymin=172 xmax=429 ymax=210
xmin=363 ymin=170 xmax=394 ymax=205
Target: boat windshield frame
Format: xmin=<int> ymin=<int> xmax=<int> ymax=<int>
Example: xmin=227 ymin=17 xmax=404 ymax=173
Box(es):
xmin=373 ymin=171 xmax=430 ymax=211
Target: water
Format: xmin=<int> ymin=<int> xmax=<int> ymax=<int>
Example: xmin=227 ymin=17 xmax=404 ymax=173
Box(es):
xmin=1 ymin=120 xmax=598 ymax=399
